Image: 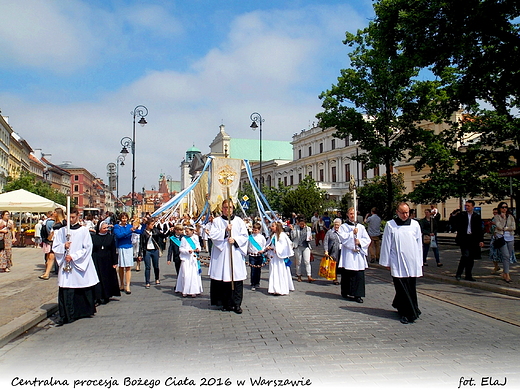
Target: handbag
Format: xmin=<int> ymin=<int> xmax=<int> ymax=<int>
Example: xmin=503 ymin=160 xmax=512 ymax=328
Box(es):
xmin=318 ymin=255 xmax=336 ymax=280
xmin=493 ymin=236 xmax=506 ymax=249
xmin=422 ymin=234 xmax=431 ymax=245
xmin=0 ymin=237 xmax=4 ymax=251
xmin=430 ymin=235 xmax=437 ymax=249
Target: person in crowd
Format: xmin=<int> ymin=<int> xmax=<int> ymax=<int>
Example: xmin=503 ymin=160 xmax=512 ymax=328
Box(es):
xmin=91 ymin=220 xmax=120 ymax=305
xmin=176 ymin=224 xmax=203 ymax=297
xmin=266 ymin=221 xmax=294 ymax=296
xmin=83 ymin=214 xmax=96 ymax=233
xmin=489 ymin=208 xmax=502 ymax=275
xmin=454 ymin=200 xmax=484 ymax=282
xmin=34 ymin=216 xmax=43 ymax=248
xmin=420 ymin=209 xmax=442 ymax=267
xmin=39 ymin=208 xmax=66 ymax=280
xmin=492 ymin=202 xmax=516 ymax=283
xmin=324 ymin=218 xmax=342 ymax=285
xmin=322 ymin=211 xmax=331 ymax=230
xmin=114 ymin=212 xmax=142 ymax=294
xmin=167 ymin=223 xmax=185 ymax=278
xmin=248 ymin=222 xmax=266 ymax=291
xmin=52 ymin=207 xmax=99 ymax=326
xmin=290 ymin=217 xmax=315 ymax=283
xmin=313 ymin=216 xmax=326 ymax=246
xmin=208 ymin=199 xmax=248 ymax=314
xmin=380 ymin=202 xmax=423 ymax=324
xmin=138 ymin=218 xmax=164 ymax=289
xmin=0 ymin=210 xmax=16 ymax=272
xmin=338 ymin=208 xmax=370 ymax=303
xmin=365 ymin=207 xmax=382 ymax=263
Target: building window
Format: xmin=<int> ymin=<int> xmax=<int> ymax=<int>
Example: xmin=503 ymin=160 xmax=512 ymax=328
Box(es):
xmin=345 ymin=138 xmax=349 ymax=147
xmin=374 ymin=165 xmax=380 ymax=176
xmin=361 ymin=162 xmax=367 ymax=180
xmin=284 ymin=177 xmax=287 ymax=186
xmin=74 ymin=175 xmax=79 ymax=181
xmin=74 ymin=184 xmax=79 ymax=192
xmin=319 ymin=169 xmax=324 ymax=182
xmin=298 ymin=149 xmax=301 ymax=159
xmin=331 ymin=139 xmax=336 ymax=150
xmin=290 ymin=175 xmax=294 ymax=185
xmin=74 ymin=196 xmax=79 ymax=204
xmin=345 ymin=164 xmax=350 ymax=181
xmin=298 ymin=173 xmax=302 ymax=183
xmin=308 ymin=146 xmax=312 ymax=156
xmin=267 ymin=175 xmax=272 ymax=188
xmin=319 ymin=143 xmax=323 ymax=153
xmin=331 ymin=166 xmax=337 ymax=183
xmin=308 ymin=171 xmax=312 ymax=179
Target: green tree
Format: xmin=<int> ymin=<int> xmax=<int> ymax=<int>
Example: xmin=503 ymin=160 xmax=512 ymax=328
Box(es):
xmin=4 ymin=172 xmax=68 ymax=206
xmin=280 ymin=176 xmax=326 ymax=219
xmin=358 ymin=173 xmax=406 ymax=219
xmin=375 ymin=0 xmax=520 ymax=203
xmin=317 ymin=15 xmax=447 ymax=220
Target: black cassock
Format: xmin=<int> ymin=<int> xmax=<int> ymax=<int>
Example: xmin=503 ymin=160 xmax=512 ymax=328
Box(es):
xmin=91 ymin=232 xmax=121 ymax=304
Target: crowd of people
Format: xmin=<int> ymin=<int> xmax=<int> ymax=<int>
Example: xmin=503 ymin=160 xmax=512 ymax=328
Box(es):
xmin=0 ymin=196 xmax=514 ymax=327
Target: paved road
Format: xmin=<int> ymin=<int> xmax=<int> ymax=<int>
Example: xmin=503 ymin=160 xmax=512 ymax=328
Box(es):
xmin=0 ymin=243 xmax=519 ymax=389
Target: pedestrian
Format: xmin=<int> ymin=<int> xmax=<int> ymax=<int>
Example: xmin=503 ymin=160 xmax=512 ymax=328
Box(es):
xmin=313 ymin=217 xmax=326 ymax=246
xmin=492 ymin=202 xmax=516 ymax=283
xmin=364 ymin=207 xmax=382 ymax=263
xmin=34 ymin=216 xmax=43 ymax=248
xmin=380 ymin=202 xmax=423 ymax=324
xmin=138 ymin=218 xmax=164 ymax=289
xmin=290 ymin=217 xmax=315 ymax=283
xmin=167 ymin=223 xmax=184 ymax=277
xmin=420 ymin=209 xmax=442 ymax=267
xmin=454 ymin=200 xmax=484 ymax=282
xmin=39 ymin=208 xmax=66 ymax=280
xmin=248 ymin=222 xmax=266 ymax=291
xmin=91 ymin=220 xmax=120 ymax=305
xmin=176 ymin=224 xmax=203 ymax=297
xmin=114 ymin=212 xmax=142 ymax=294
xmin=0 ymin=210 xmax=16 ymax=272
xmin=52 ymin=207 xmax=99 ymax=326
xmin=338 ymin=208 xmax=370 ymax=303
xmin=208 ymin=199 xmax=248 ymax=314
xmin=266 ymin=221 xmax=294 ymax=296
xmin=323 ymin=218 xmax=342 ymax=285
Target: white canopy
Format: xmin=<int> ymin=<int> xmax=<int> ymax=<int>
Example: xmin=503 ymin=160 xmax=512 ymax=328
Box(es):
xmin=0 ymin=189 xmax=65 ymax=212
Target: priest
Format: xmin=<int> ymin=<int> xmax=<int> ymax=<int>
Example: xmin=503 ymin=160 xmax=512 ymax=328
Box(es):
xmin=208 ymin=199 xmax=249 ymax=314
xmin=379 ymin=202 xmax=423 ymax=324
xmin=52 ymin=207 xmax=99 ymax=326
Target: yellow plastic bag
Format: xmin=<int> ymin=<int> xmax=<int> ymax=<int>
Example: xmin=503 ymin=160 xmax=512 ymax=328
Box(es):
xmin=319 ymin=255 xmax=337 ymax=280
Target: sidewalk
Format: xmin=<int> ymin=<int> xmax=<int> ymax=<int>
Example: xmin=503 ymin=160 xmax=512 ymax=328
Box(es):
xmin=1 ymin=237 xmax=520 ymax=348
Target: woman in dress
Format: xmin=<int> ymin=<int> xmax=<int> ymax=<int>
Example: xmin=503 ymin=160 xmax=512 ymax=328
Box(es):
xmin=266 ymin=221 xmax=294 ymax=296
xmin=114 ymin=212 xmax=142 ymax=294
xmin=92 ymin=220 xmax=121 ymax=304
xmin=493 ymin=202 xmax=516 ymax=283
xmin=0 ymin=210 xmax=16 ymax=272
xmin=175 ymin=225 xmax=203 ymax=297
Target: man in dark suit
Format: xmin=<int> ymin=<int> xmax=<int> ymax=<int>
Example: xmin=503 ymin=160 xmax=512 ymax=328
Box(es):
xmin=455 ymin=200 xmax=484 ymax=281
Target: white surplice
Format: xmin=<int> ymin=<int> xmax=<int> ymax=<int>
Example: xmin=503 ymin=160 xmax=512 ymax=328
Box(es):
xmin=267 ymin=232 xmax=295 ymax=295
xmin=176 ymin=235 xmax=203 ymax=295
xmin=338 ymin=222 xmax=370 ymax=271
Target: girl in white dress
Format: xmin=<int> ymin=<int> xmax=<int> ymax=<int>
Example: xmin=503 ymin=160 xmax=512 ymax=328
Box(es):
xmin=266 ymin=221 xmax=295 ymax=295
xmin=176 ymin=225 xmax=203 ymax=297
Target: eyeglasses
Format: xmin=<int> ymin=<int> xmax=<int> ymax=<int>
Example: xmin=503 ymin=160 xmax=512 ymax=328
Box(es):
xmin=501 ymin=206 xmax=508 ymax=209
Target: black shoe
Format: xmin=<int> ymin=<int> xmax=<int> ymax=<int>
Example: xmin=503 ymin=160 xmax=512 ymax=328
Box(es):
xmin=355 ymin=297 xmax=363 ymax=303
xmin=400 ymin=316 xmax=409 ymax=324
xmin=437 ymin=263 xmax=443 ymax=267
xmin=234 ymin=306 xmax=243 ymax=314
xmin=465 ymin=277 xmax=477 ymax=282
xmin=221 ymin=307 xmax=233 ymax=312
xmin=455 ymin=275 xmax=461 ymax=281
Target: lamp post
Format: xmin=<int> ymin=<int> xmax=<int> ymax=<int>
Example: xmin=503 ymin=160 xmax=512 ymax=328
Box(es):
xmin=116 ymin=155 xmax=125 ymax=209
xmin=250 ymin=112 xmax=264 ymax=188
xmin=120 ymin=105 xmax=148 ymax=216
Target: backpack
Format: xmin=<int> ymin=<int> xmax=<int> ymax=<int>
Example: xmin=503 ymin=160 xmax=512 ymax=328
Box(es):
xmin=41 ymin=221 xmax=55 ymax=243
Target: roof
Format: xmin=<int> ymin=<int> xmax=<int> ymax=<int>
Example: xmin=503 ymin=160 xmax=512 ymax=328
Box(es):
xmin=230 ymin=139 xmax=292 ymax=161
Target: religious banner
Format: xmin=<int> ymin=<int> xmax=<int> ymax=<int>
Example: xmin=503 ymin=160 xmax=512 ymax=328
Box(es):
xmin=209 ymin=157 xmax=243 ymax=212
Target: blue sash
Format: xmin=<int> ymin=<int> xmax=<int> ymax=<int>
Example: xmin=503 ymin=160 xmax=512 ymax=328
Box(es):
xmin=170 ymin=235 xmax=181 ymax=247
xmin=271 ymin=236 xmax=291 ymax=267
xmin=248 ymin=235 xmax=263 ymax=252
xmin=185 ymin=236 xmax=201 ymax=275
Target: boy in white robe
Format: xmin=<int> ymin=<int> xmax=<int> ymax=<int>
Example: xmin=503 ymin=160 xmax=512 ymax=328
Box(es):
xmin=380 ymin=202 xmax=423 ymax=324
xmin=52 ymin=208 xmax=99 ymax=326
xmin=208 ymin=200 xmax=249 ymax=314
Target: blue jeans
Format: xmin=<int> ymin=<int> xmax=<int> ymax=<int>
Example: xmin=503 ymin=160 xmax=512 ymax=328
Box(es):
xmin=422 ymin=243 xmax=440 ymax=264
xmin=144 ymin=249 xmax=160 ymax=285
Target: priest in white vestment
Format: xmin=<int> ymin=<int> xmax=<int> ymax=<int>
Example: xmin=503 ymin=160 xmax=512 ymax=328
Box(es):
xmin=208 ymin=200 xmax=248 ymax=314
xmin=338 ymin=207 xmax=371 ymax=303
xmin=380 ymin=202 xmax=423 ymax=324
xmin=52 ymin=208 xmax=99 ymax=326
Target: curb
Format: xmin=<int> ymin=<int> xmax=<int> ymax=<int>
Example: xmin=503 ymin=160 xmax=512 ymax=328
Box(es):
xmin=0 ymin=299 xmax=58 ymax=349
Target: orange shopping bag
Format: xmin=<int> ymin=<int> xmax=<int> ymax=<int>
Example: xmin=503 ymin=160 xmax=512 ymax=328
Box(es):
xmin=319 ymin=255 xmax=336 ymax=280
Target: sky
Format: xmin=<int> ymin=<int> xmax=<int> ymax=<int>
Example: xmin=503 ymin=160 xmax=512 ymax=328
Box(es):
xmin=0 ymin=0 xmax=375 ymax=196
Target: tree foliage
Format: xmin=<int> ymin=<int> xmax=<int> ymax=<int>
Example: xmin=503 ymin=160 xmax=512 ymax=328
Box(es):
xmin=280 ymin=176 xmax=326 ymax=219
xmin=357 ymin=173 xmax=406 ymax=220
xmin=3 ymin=172 xmax=68 ymax=206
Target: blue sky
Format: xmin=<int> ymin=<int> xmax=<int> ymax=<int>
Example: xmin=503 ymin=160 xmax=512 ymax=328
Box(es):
xmin=0 ymin=0 xmax=375 ymax=195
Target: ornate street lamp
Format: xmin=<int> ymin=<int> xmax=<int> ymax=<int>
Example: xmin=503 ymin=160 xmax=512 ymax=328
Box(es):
xmin=250 ymin=112 xmax=264 ymax=188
